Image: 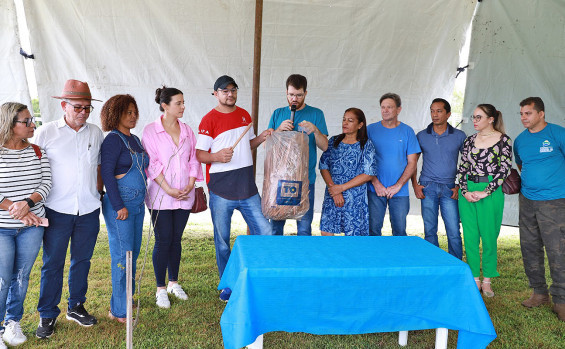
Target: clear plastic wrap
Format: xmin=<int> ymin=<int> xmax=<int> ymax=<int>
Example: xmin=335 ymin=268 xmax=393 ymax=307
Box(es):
xmin=262 ymin=131 xmax=310 ymax=220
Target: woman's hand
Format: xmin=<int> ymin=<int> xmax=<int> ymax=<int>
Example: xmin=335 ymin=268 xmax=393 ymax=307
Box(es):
xmin=9 ymin=200 xmax=30 ymax=220
xmin=177 ymin=183 xmax=195 ymax=200
xmin=20 ymin=212 xmax=41 ymax=227
xmin=328 ymin=184 xmax=344 ymax=197
xmin=473 ymin=191 xmax=489 ymax=200
xmin=116 ymin=207 xmax=129 ymax=220
xmin=166 ymin=187 xmax=184 ymax=200
xmin=463 ymin=191 xmax=488 ymax=202
xmin=332 ymin=193 xmax=344 ymax=207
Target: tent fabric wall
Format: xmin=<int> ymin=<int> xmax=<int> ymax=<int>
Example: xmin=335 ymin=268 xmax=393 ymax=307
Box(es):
xmin=23 ymin=0 xmax=475 ymax=212
xmin=0 ymin=0 xmax=30 ymax=108
xmin=462 ymin=0 xmax=565 ymax=226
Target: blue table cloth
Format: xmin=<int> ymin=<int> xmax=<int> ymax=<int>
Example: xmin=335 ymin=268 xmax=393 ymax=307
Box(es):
xmin=219 ymin=236 xmax=496 ymax=349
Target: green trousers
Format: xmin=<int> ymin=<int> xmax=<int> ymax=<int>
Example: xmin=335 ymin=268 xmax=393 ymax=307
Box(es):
xmin=458 ymin=180 xmax=504 ymax=278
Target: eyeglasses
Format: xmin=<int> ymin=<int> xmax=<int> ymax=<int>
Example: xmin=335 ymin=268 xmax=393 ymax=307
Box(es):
xmin=287 ymin=93 xmax=305 ymax=99
xmin=67 ymin=102 xmax=94 ymax=113
xmin=14 ymin=117 xmax=35 ymax=127
xmin=218 ymin=88 xmax=238 ymax=95
xmin=471 ymin=115 xmax=483 ymax=121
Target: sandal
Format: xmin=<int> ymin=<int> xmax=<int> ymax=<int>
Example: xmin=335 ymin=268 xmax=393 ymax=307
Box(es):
xmin=474 ymin=278 xmax=481 ymax=291
xmin=482 ymin=280 xmax=495 ymax=298
xmin=108 ymin=310 xmax=126 ymax=324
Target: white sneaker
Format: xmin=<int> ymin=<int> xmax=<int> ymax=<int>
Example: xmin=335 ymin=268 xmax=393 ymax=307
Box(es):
xmin=155 ymin=289 xmax=170 ymax=309
xmin=167 ymin=283 xmax=188 ymax=300
xmin=3 ymin=320 xmax=27 ymax=346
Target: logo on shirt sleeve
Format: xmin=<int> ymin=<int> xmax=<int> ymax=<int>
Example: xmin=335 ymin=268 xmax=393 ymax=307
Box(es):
xmin=540 ymin=140 xmax=553 ymax=153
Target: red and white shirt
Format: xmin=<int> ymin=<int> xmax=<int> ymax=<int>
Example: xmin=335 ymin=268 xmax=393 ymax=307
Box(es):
xmin=196 ymin=107 xmax=258 ymax=200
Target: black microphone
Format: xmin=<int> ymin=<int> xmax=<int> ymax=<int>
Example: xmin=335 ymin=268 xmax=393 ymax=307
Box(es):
xmin=290 ymin=104 xmax=296 ymax=123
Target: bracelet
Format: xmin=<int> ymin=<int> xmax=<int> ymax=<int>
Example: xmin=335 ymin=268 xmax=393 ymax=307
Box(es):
xmin=24 ymin=198 xmax=35 ymax=208
xmin=98 ymin=190 xmax=106 ymax=197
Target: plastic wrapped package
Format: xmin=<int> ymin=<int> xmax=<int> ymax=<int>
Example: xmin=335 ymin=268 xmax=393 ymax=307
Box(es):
xmin=262 ymin=131 xmax=309 ymax=220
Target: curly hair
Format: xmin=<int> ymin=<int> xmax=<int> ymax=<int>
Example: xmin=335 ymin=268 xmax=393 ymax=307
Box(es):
xmin=0 ymin=102 xmax=28 ymax=146
xmin=100 ymin=94 xmax=139 ymax=132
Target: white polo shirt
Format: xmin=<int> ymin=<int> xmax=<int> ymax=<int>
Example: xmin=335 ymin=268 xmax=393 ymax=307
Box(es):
xmin=34 ymin=117 xmax=104 ymax=215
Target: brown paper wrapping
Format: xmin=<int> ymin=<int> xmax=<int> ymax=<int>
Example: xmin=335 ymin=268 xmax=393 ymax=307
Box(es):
xmin=262 ymin=130 xmax=310 ymax=220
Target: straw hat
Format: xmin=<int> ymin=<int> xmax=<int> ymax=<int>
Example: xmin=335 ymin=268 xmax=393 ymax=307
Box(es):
xmin=52 ymin=79 xmax=102 ymax=102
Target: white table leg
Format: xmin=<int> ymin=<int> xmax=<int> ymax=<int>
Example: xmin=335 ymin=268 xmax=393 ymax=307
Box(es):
xmin=246 ymin=334 xmax=264 ymax=349
xmin=435 ymin=328 xmax=448 ymax=349
xmin=398 ymin=331 xmax=408 ymax=346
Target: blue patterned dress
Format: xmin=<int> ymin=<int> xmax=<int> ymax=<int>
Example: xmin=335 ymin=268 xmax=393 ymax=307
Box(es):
xmin=319 ymin=137 xmax=377 ymax=236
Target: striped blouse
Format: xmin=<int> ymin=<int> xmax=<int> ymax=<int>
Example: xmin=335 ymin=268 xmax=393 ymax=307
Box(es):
xmin=0 ymin=145 xmax=52 ymax=228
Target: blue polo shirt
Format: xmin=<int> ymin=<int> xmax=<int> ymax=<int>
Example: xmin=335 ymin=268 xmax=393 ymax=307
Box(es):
xmin=367 ymin=121 xmax=421 ymax=197
xmin=268 ymin=104 xmax=328 ymax=184
xmin=416 ymin=123 xmax=466 ymax=185
xmin=514 ymin=123 xmax=565 ymax=201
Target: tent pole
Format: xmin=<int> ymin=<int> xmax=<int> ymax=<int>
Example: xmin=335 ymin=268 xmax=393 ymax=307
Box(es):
xmin=251 ymin=0 xmax=263 ymax=174
xmin=248 ymin=0 xmax=263 ymax=236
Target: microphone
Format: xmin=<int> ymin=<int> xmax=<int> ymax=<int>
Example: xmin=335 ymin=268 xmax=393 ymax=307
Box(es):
xmin=290 ymin=104 xmax=296 ymax=123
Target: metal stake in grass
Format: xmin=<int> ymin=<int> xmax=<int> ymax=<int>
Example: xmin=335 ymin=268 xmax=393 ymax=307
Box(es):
xmin=126 ymin=251 xmax=133 ymax=349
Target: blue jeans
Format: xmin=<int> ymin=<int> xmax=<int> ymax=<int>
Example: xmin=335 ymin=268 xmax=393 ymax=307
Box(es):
xmin=271 ymin=184 xmax=315 ymax=236
xmin=0 ymin=226 xmax=43 ymax=324
xmin=102 ymin=138 xmax=147 ymax=319
xmin=37 ymin=208 xmax=100 ymax=318
xmin=368 ymin=191 xmax=409 ymax=236
xmin=421 ymin=181 xmax=462 ymax=259
xmin=209 ymin=192 xmax=272 ymax=278
xmin=103 ymin=196 xmax=144 ymax=318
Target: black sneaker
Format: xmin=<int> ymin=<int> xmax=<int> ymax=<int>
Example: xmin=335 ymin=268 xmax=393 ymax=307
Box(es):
xmin=66 ymin=304 xmax=97 ymax=327
xmin=36 ymin=317 xmax=57 ymax=339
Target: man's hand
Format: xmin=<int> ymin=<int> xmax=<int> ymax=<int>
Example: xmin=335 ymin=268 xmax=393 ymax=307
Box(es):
xmin=373 ymin=181 xmax=387 ymax=197
xmin=413 ymin=183 xmax=425 ymax=199
xmin=276 ymin=120 xmax=294 ymax=132
xmin=450 ymin=186 xmax=459 ymax=200
xmin=257 ymin=128 xmax=274 ymax=142
xmin=332 ymin=193 xmax=344 ymax=207
xmin=298 ymin=120 xmax=317 ymax=135
xmin=214 ymin=148 xmax=233 ymax=163
xmin=386 ymin=184 xmax=402 ymax=199
xmin=116 ymin=207 xmax=129 ymax=220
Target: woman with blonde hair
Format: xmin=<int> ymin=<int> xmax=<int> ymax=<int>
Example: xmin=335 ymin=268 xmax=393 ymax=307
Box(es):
xmin=457 ymin=103 xmax=512 ymax=297
xmin=0 ymin=102 xmax=51 ymax=347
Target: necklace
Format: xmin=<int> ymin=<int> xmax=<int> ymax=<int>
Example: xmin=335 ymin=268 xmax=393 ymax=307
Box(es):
xmin=479 ymin=131 xmax=496 ymax=137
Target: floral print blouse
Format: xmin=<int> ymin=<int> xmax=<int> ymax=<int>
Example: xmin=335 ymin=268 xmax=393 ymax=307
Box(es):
xmin=456 ymin=133 xmax=512 ymax=195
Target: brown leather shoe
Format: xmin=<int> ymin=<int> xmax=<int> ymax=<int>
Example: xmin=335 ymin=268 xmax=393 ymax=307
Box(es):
xmin=553 ymin=303 xmax=565 ymax=322
xmin=521 ymin=293 xmax=550 ymax=308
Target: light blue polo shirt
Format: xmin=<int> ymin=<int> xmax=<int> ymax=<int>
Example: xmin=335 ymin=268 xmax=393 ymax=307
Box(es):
xmin=514 ymin=123 xmax=565 ymax=201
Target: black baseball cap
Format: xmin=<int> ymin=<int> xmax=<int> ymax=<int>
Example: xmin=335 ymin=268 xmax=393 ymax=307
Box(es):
xmin=213 ymin=75 xmax=238 ymax=94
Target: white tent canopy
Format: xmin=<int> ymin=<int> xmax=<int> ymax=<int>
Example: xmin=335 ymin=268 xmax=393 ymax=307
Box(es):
xmin=13 ymin=0 xmax=475 ymax=214
xmin=462 ymin=0 xmax=565 ymax=225
xmin=0 ymin=0 xmax=30 ymax=107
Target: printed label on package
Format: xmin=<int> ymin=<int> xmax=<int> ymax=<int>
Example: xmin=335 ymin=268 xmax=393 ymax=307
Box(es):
xmin=276 ymin=180 xmax=302 ymax=206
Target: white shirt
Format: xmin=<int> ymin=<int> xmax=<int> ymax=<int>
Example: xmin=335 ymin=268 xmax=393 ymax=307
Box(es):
xmin=34 ymin=117 xmax=103 ymax=215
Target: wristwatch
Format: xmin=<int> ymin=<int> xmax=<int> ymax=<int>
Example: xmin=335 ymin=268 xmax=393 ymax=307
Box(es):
xmin=99 ymin=190 xmax=106 ymax=201
xmin=24 ymin=198 xmax=35 ymax=208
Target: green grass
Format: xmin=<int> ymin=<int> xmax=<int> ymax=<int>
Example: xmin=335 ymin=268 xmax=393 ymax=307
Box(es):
xmin=14 ymin=218 xmax=565 ymax=348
